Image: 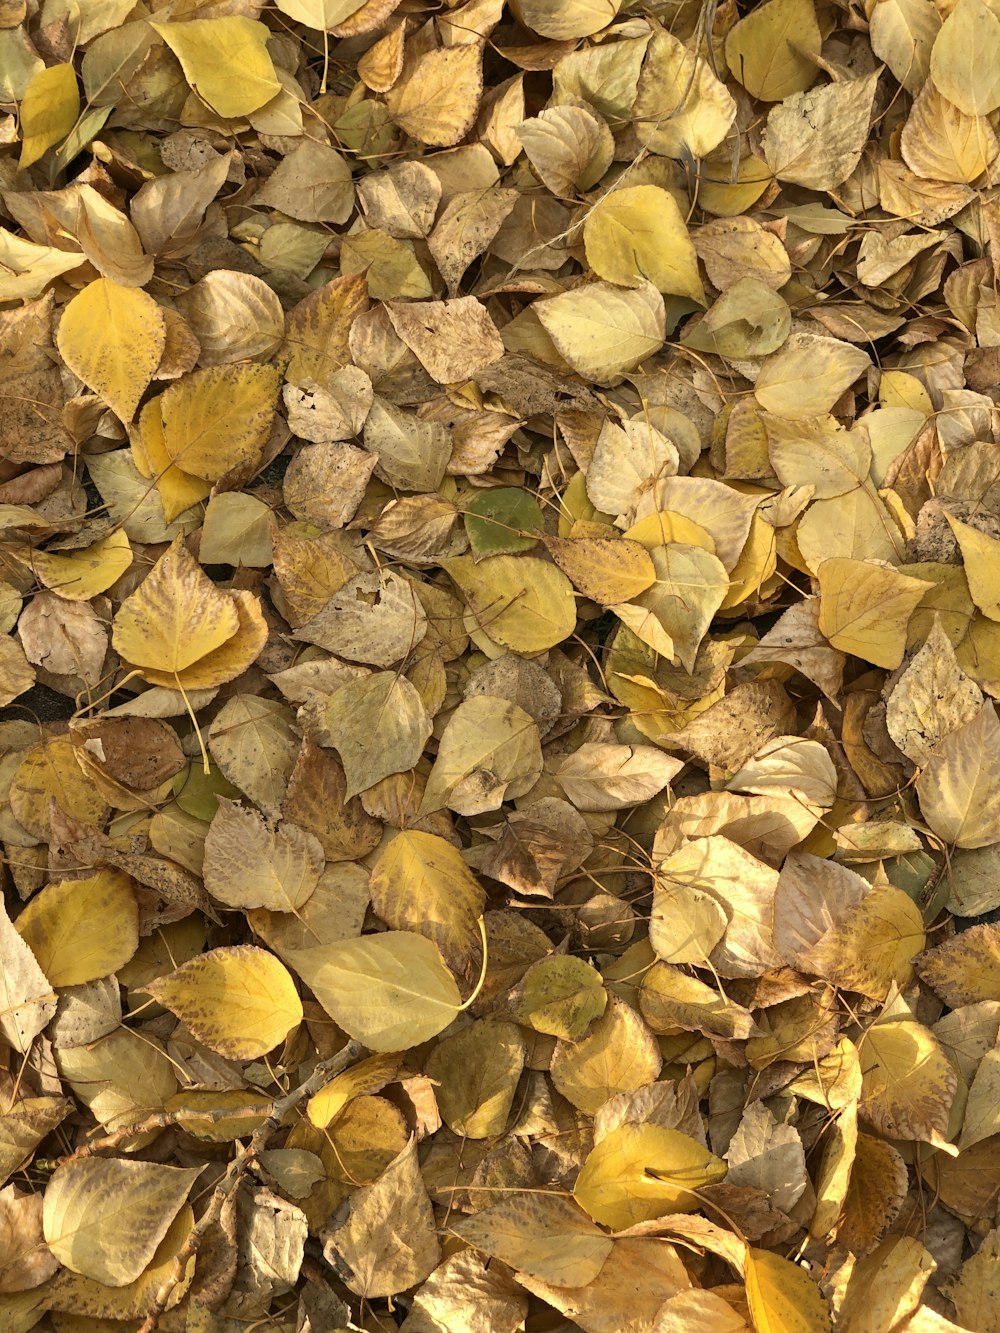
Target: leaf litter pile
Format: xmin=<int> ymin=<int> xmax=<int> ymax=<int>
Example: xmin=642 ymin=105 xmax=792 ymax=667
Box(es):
xmin=11 ymin=0 xmax=1000 ymax=1328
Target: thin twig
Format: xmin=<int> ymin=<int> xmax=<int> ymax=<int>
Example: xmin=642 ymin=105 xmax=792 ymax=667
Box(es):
xmin=136 ymin=1040 xmax=365 ymax=1332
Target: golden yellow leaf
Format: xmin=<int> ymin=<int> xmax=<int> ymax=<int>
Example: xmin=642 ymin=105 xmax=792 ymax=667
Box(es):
xmin=546 ymin=535 xmax=656 ymax=604
xmin=369 ymin=830 xmax=484 ymax=975
xmin=725 ymin=0 xmax=822 ymax=101
xmin=454 ymin=1195 xmax=613 ymax=1287
xmin=901 ymin=81 xmax=998 ymax=183
xmin=744 ymin=1247 xmax=832 ymax=1332
xmin=43 ymin=1158 xmax=200 ymax=1286
xmin=387 ymin=44 xmax=483 ymax=147
xmin=131 ymin=399 xmax=212 ymax=524
xmin=534 ymin=280 xmax=665 ymax=380
xmin=762 ymin=71 xmax=880 ymax=189
xmin=111 ymin=537 xmax=239 ymax=678
xmin=574 ymin=1122 xmax=727 ymax=1229
xmin=613 ymin=542 xmax=729 ymax=673
xmin=419 ymin=695 xmax=542 ymax=817
xmin=930 ymin=0 xmax=1000 ymax=116
xmin=807 ymin=883 xmax=925 ymax=1000
xmin=305 ymin=931 xmax=462 ymax=1051
xmin=27 ymin=530 xmax=132 ymax=602
xmin=915 ymin=704 xmax=1000 ymax=849
xmin=859 ymin=1011 xmax=956 ymax=1145
xmin=918 ymin=921 xmax=1000 ymax=1007
xmin=307 ymin=1052 xmax=402 ymax=1129
xmin=583 ymin=185 xmax=704 ymax=301
xmin=19 ymin=63 xmax=79 ymax=170
xmin=444 ymin=554 xmax=576 ymax=654
xmin=56 ymin=279 xmax=166 ymax=424
xmin=38 ymin=1202 xmax=196 ymax=1320
xmin=838 ymin=1236 xmax=935 ymax=1333
xmin=274 ymin=0 xmax=367 ymax=29
xmin=282 ymin=273 xmax=368 ymax=389
xmin=944 ymin=513 xmax=1000 ymax=620
xmin=147 ymin=945 xmax=303 ymax=1059
xmin=14 ymin=870 xmax=137 ymax=987
xmin=150 ymin=17 xmax=281 ymax=118
xmin=869 ymin=0 xmax=940 ymax=94
xmin=550 ymin=995 xmax=661 ymax=1112
xmin=632 ymin=30 xmax=736 ymax=159
xmin=509 ymin=0 xmax=619 ymax=38
xmin=156 ymin=363 xmax=280 ymax=483
xmin=512 ymin=956 xmax=607 ymax=1039
xmin=425 ymin=1020 xmax=526 ymax=1138
xmin=754 ymin=333 xmax=872 ymax=418
xmin=817 ymin=558 xmax=933 ymax=668
xmin=324 ymin=1138 xmax=439 ymax=1298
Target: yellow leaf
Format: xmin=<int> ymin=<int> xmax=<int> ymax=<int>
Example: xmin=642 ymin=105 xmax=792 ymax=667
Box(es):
xmin=111 ymin=537 xmax=239 ymax=678
xmin=324 ymin=1138 xmax=439 ymax=1298
xmin=583 ymin=185 xmax=704 ymax=301
xmin=387 ymin=44 xmax=483 ymax=147
xmin=419 ymin=695 xmax=542 ymax=817
xmin=859 ymin=1012 xmax=957 ymax=1145
xmin=919 ymin=921 xmax=1000 ymax=1008
xmin=901 ymin=82 xmax=998 ymax=183
xmin=509 ymin=0 xmax=619 ymax=38
xmin=56 ymin=279 xmax=166 ymax=424
xmin=27 ymin=530 xmax=132 ymax=602
xmin=817 ymin=558 xmax=933 ymax=668
xmin=870 ymin=0 xmax=940 ymax=94
xmin=534 ymin=280 xmax=665 ymax=380
xmin=14 ymin=870 xmax=138 ymax=987
xmin=150 ymin=17 xmax=280 ymax=118
xmin=425 ymin=1020 xmax=526 ymax=1138
xmin=282 ymin=273 xmax=368 ymax=389
xmin=43 ymin=1158 xmax=200 ymax=1286
xmin=837 ymin=1235 xmax=935 ymax=1333
xmin=147 ymin=945 xmax=303 ymax=1059
xmin=513 ymin=956 xmax=607 ymax=1039
xmin=930 ymin=0 xmax=1000 ymax=116
xmin=632 ymin=30 xmax=736 ymax=159
xmin=945 ymin=513 xmax=1000 ymax=620
xmin=0 ymin=229 xmax=83 ymax=302
xmin=725 ymin=0 xmax=822 ymax=101
xmin=546 ymin=536 xmax=656 ymax=604
xmin=915 ymin=704 xmax=1000 ymax=849
xmin=369 ymin=830 xmax=485 ymax=975
xmin=755 ymin=333 xmax=872 ymax=418
xmin=517 ymin=105 xmax=614 ymax=198
xmin=156 ymin=363 xmax=280 ymax=483
xmin=444 ymin=553 xmax=576 ymax=654
xmin=202 ymin=799 xmax=324 ymax=913
xmin=19 ymin=63 xmax=79 ymax=170
xmin=131 ymin=400 xmax=212 ymax=524
xmin=307 ymin=1052 xmax=402 ymax=1128
xmin=762 ymin=71 xmax=880 ymax=190
xmin=550 ymin=995 xmax=661 ymax=1112
xmin=138 ymin=589 xmax=266 ymax=691
xmin=42 ymin=1202 xmax=196 ymax=1320
xmin=454 ymin=1194 xmax=613 ymax=1287
xmin=613 ymin=543 xmax=729 ymax=673
xmin=274 ymin=0 xmax=366 ymax=28
xmin=574 ymin=1122 xmax=727 ymax=1229
xmin=306 ymin=931 xmax=462 ymax=1051
xmin=807 ymin=883 xmax=925 ymax=999
xmin=744 ymin=1247 xmax=832 ymax=1332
